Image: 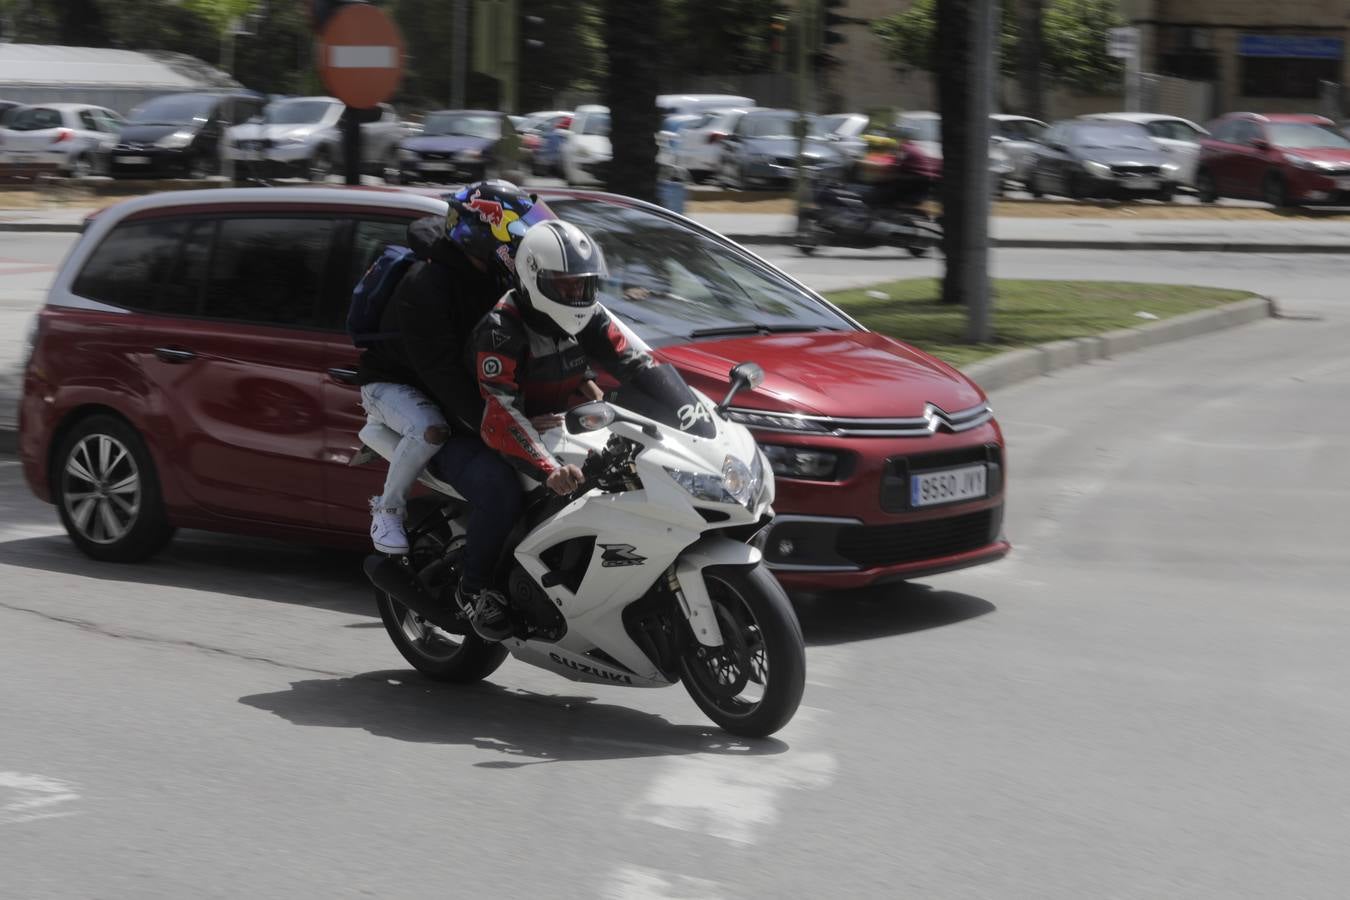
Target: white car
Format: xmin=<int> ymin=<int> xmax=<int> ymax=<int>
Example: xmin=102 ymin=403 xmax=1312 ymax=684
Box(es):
xmin=674 ymin=108 xmax=751 ymax=183
xmin=1080 ymin=112 xmax=1208 ymax=186
xmin=225 ymin=96 xmax=344 ymax=180
xmin=0 ymin=103 xmax=123 ymax=177
xmin=657 ymin=93 xmax=756 ymax=117
xmin=562 ymin=105 xmax=611 ymax=186
xmin=990 ymin=113 xmax=1048 ymax=183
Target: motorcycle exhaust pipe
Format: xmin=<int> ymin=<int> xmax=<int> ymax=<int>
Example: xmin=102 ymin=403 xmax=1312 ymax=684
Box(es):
xmin=363 ymin=554 xmax=462 ymax=631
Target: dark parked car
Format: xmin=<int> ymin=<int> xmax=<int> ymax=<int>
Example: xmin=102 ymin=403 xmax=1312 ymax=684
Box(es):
xmin=717 ymin=109 xmax=837 ymax=190
xmin=1195 ymin=112 xmax=1350 ymax=207
xmin=397 ymin=109 xmax=521 ymax=184
xmin=110 ymin=92 xmax=265 ymax=179
xmin=19 ymin=187 xmax=1008 ymax=591
xmin=1025 ymin=119 xmax=1180 ymax=201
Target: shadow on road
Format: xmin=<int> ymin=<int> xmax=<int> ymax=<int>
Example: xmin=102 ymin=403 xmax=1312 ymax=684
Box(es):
xmin=240 ymin=670 xmax=788 ymax=766
xmin=793 ymin=581 xmax=995 ymax=646
xmin=0 ymin=532 xmax=374 ymax=618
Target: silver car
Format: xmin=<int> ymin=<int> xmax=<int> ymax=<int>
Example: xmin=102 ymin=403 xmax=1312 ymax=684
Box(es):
xmin=0 ymin=103 xmax=124 ymax=177
xmin=226 ymin=97 xmax=406 ymax=183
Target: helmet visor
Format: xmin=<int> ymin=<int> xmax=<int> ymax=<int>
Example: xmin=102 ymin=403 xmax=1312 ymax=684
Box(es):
xmin=537 ymin=270 xmax=602 ymax=307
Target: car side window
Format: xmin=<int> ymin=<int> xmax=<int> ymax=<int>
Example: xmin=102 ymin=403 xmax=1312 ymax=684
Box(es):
xmin=78 ymin=110 xmax=99 ymax=132
xmin=203 ymin=218 xmax=335 ymax=328
xmin=1233 ymin=121 xmax=1259 ymax=145
xmin=72 ymin=218 xmax=205 ymax=316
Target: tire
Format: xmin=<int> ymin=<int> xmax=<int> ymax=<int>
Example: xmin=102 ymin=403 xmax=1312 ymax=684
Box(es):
xmin=1154 ymin=183 xmax=1176 ymax=203
xmin=1263 ymin=172 xmax=1289 ymax=210
xmin=375 ymin=503 xmax=508 ymax=683
xmin=69 ymin=153 xmax=93 ymax=179
xmin=1027 ymin=170 xmax=1044 ymax=198
xmin=309 ymin=149 xmax=334 ymax=183
xmin=380 ymin=151 xmax=401 ymax=184
xmin=1067 ymin=170 xmax=1087 ymax=200
xmin=679 ymin=564 xmax=805 ymax=738
xmin=1195 ymin=168 xmax=1218 ymax=204
xmin=53 ymin=414 xmax=175 ymax=563
xmin=794 ymin=211 xmax=822 ymax=255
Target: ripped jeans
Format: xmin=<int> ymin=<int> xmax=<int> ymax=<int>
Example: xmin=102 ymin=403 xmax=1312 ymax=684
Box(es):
xmin=360 ymin=382 xmax=447 ymax=511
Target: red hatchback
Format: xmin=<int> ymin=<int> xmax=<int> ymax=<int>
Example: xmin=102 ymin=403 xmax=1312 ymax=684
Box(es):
xmin=18 ymin=187 xmax=1008 ymax=591
xmin=1195 ymin=112 xmax=1350 ymax=207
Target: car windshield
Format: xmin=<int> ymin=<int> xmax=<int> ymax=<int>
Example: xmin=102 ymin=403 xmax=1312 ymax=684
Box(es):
xmin=741 ymin=114 xmax=798 ymax=138
xmin=1071 ymin=123 xmax=1154 ymax=150
xmin=1267 ymin=123 xmax=1350 ymax=150
xmin=4 ymin=107 xmax=63 ymax=130
xmin=580 ymin=114 xmax=611 ymax=136
xmin=548 ymin=197 xmax=854 ymax=347
xmin=421 ymin=113 xmax=500 ymax=138
xmin=265 ymin=100 xmax=336 ymax=125
xmin=613 ymin=364 xmax=717 ymax=438
xmin=900 ymin=117 xmax=941 ymax=142
xmin=812 ymin=114 xmax=849 ymax=136
xmin=127 ymin=94 xmax=216 ymax=125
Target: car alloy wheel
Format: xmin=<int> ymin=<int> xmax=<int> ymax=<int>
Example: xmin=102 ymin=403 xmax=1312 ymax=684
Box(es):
xmin=61 ymin=433 xmax=141 ymax=546
xmin=1263 ymin=172 xmax=1289 ymax=209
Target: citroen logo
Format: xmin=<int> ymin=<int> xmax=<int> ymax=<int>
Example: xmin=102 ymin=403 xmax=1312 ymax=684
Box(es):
xmin=921 ymin=403 xmax=956 ymax=434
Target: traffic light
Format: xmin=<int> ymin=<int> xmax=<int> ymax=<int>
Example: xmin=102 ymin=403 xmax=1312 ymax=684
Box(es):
xmin=524 ymin=14 xmax=544 ymax=50
xmin=822 ymin=0 xmax=847 ymax=46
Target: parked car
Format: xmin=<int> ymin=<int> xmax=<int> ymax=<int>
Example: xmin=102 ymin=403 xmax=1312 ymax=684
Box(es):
xmin=518 ymin=109 xmax=570 ymax=174
xmin=990 ymin=113 xmax=1048 ymax=183
xmin=655 ymin=112 xmax=705 ymax=174
xmin=674 ymin=108 xmax=751 ymax=184
xmin=111 ymin=92 xmax=265 ymax=179
xmin=1195 ymin=112 xmax=1350 ymax=207
xmin=0 ymin=103 xmax=124 ymax=177
xmin=19 ymin=187 xmax=1009 ymax=590
xmin=657 ymin=93 xmax=756 ymax=118
xmin=309 ymin=102 xmax=407 ymax=183
xmin=531 ymin=114 xmax=572 ymax=176
xmin=1025 ymin=119 xmax=1179 ymax=201
xmin=224 ymin=95 xmax=345 ymax=181
xmin=1081 ymin=112 xmax=1207 ymax=186
xmin=562 ymin=105 xmax=611 ymax=186
xmin=397 ymin=109 xmax=521 ymax=184
xmin=812 ymin=112 xmax=870 ymax=160
xmin=717 ymin=108 xmax=837 ymax=190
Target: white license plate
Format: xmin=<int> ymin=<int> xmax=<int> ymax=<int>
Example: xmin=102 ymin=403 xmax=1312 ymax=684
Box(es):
xmin=119 ymin=156 xmax=150 ymax=165
xmin=1336 ymin=177 xmax=1350 ymax=190
xmin=911 ymin=464 xmax=987 ymax=508
xmin=420 ymin=161 xmax=452 ymax=171
xmin=1127 ymin=177 xmax=1159 ymax=190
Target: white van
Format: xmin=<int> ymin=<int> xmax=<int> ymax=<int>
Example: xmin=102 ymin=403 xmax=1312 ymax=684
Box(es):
xmin=657 ymin=94 xmax=757 ymax=117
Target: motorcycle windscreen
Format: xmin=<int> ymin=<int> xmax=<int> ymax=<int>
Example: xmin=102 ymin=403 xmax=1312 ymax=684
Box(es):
xmin=614 ymin=364 xmax=717 ymax=439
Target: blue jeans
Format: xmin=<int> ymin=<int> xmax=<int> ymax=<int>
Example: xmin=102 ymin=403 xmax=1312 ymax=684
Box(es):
xmin=430 ymin=437 xmax=523 ymax=593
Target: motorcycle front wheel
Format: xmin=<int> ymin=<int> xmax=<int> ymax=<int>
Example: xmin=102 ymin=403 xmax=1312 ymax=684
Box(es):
xmin=679 ymin=564 xmax=806 ymax=738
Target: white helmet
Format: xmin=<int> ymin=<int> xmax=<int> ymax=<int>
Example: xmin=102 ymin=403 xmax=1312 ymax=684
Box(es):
xmin=515 ymin=219 xmax=608 ymax=336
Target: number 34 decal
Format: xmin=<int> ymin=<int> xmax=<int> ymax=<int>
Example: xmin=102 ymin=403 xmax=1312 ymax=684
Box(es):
xmin=677 ymin=402 xmax=711 ymax=431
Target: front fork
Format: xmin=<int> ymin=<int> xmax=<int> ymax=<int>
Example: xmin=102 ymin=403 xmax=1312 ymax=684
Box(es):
xmin=670 ymin=535 xmax=767 ymax=648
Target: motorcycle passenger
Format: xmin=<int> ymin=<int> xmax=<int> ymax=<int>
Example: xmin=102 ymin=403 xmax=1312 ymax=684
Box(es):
xmin=454 ymin=219 xmax=656 ymax=642
xmin=355 ymin=181 xmax=556 ymax=556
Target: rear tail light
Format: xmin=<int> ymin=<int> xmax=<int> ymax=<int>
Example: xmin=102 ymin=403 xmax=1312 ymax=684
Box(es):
xmin=709 ymin=131 xmax=727 ymax=144
xmin=52 ymin=129 xmax=74 ymax=144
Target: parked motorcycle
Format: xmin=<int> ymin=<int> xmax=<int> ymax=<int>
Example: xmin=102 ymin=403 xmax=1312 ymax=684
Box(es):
xmin=795 ymin=154 xmax=943 ymax=257
xmin=357 ymin=362 xmax=806 ymax=738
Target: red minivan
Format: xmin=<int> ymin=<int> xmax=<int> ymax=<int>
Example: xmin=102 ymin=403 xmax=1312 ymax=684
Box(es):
xmin=19 ymin=187 xmax=1008 ymax=591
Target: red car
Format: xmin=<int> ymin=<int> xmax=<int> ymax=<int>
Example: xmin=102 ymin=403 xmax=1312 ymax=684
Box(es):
xmin=1195 ymin=112 xmax=1350 ymax=207
xmin=18 ymin=187 xmax=1008 ymax=591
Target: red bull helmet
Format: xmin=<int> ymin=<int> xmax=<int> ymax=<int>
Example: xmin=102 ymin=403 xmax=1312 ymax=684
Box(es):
xmin=445 ymin=180 xmax=556 ymax=283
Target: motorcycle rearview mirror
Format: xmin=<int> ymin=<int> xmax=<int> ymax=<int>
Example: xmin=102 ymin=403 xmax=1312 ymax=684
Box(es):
xmin=565 ymin=401 xmax=616 ymax=435
xmin=719 ymin=362 xmax=765 ymax=412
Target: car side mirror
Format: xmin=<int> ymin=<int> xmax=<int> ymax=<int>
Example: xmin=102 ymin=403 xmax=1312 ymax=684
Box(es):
xmin=1251 ymin=137 xmax=1270 ymax=151
xmin=565 ymin=401 xmax=616 ymax=435
xmin=719 ymin=362 xmax=765 ymax=412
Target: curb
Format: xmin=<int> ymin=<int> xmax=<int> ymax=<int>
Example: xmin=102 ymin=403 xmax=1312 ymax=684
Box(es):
xmin=960 ymin=295 xmax=1277 ymax=393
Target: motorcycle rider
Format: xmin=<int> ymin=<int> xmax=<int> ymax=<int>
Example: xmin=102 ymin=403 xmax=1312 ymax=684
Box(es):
xmin=454 ymin=219 xmax=656 ymax=642
xmin=355 ymin=181 xmax=557 ymax=555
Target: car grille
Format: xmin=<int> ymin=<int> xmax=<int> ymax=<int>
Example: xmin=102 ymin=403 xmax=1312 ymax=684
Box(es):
xmin=775 ymin=156 xmax=795 ymax=167
xmin=1111 ymin=164 xmax=1160 ymax=176
xmin=116 ymin=142 xmax=154 ymax=151
xmin=835 ymin=505 xmax=1003 ymax=568
xmin=725 ymin=402 xmax=995 ymax=438
xmin=880 ymin=443 xmax=1003 ymax=512
xmin=421 ymin=151 xmax=451 ymax=160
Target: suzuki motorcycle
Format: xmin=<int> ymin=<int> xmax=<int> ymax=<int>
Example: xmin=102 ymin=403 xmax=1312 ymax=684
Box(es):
xmin=357 ymin=362 xmax=806 ymax=738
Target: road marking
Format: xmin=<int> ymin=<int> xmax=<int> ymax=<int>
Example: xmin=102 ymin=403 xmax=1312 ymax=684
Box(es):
xmin=603 ymin=865 xmax=726 ymax=900
xmin=0 ymin=771 xmax=81 ymax=825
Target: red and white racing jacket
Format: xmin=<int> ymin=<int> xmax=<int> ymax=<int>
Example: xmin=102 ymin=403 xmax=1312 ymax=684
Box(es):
xmin=472 ymin=292 xmax=654 ymax=480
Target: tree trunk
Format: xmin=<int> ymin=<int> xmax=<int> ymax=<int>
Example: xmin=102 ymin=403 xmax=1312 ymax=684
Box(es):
xmin=604 ymin=0 xmax=662 ymax=203
xmin=936 ymin=0 xmax=995 ymax=344
xmin=1018 ymin=0 xmax=1044 ymax=120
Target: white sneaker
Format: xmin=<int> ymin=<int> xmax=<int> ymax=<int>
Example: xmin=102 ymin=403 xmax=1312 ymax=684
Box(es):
xmin=370 ymin=500 xmax=409 ymax=555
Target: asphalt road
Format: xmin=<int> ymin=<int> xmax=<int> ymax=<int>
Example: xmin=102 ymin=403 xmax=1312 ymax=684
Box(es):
xmin=2 ymin=244 xmax=1349 ymax=898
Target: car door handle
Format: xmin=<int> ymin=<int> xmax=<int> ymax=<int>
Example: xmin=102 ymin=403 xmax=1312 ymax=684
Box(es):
xmin=327 ymin=367 xmax=359 ymax=385
xmin=154 ymin=347 xmax=196 ymax=363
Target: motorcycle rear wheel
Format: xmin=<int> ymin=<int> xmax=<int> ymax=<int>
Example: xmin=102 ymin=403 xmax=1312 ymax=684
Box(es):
xmin=376 ymin=509 xmax=507 ymax=683
xmin=679 ymin=564 xmax=806 ymax=738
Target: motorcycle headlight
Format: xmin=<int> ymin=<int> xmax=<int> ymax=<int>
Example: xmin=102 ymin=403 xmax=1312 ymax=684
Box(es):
xmin=760 ymin=444 xmax=839 ymax=480
xmin=665 ymin=467 xmax=733 ymax=504
xmin=722 ymin=454 xmax=753 ymax=506
xmin=156 ymin=131 xmax=194 ymax=149
xmin=1083 ymin=160 xmax=1111 ymax=177
xmin=665 ymin=454 xmax=757 ymax=508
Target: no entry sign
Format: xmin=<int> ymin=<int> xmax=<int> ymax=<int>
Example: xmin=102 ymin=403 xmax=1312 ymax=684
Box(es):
xmin=317 ymin=4 xmax=405 ymax=108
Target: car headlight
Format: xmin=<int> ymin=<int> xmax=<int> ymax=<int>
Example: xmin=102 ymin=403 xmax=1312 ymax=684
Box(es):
xmin=156 ymin=131 xmax=193 ymax=149
xmin=574 ymin=146 xmax=590 ymax=160
xmin=1083 ymin=160 xmax=1111 ymax=177
xmin=398 ymin=147 xmax=418 ymax=159
xmin=722 ymin=408 xmax=831 ymax=434
xmin=455 ymin=148 xmax=482 ymax=161
xmin=1161 ymin=161 xmax=1180 ymax=173
xmin=760 ymin=444 xmax=839 ymax=480
xmin=278 ymin=135 xmax=306 ymax=145
xmin=1284 ymin=154 xmax=1317 ymax=170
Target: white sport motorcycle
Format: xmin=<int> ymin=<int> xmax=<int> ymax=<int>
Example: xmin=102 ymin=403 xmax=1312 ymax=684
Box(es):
xmin=359 ymin=362 xmax=806 ymax=738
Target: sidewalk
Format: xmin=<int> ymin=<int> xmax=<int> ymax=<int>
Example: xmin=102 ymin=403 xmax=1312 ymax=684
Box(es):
xmin=7 ymin=204 xmax=1350 ymax=252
